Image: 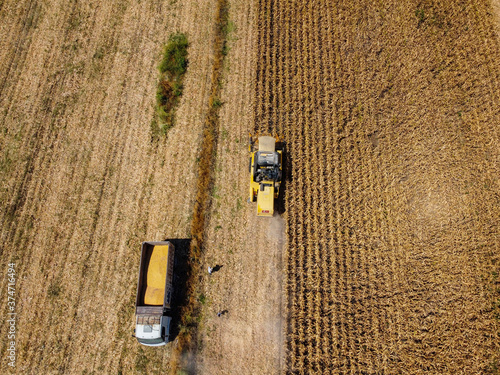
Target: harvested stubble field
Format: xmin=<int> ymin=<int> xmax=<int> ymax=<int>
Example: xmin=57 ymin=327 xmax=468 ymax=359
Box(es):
xmin=253 ymin=0 xmax=500 ymax=373
xmin=0 ymin=0 xmax=222 ymax=373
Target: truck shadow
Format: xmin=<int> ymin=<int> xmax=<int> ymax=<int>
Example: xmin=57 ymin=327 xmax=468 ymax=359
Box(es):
xmin=168 ymin=238 xmax=192 ymax=341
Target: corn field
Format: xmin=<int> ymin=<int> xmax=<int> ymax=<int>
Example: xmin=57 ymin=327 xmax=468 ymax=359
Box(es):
xmin=254 ymin=0 xmax=500 ymax=373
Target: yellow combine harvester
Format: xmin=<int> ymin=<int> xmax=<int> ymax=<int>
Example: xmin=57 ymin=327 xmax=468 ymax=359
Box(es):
xmin=248 ymin=135 xmax=283 ymax=217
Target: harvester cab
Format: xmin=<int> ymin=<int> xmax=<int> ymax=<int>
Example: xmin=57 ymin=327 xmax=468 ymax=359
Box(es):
xmin=248 ymin=135 xmax=283 ymax=217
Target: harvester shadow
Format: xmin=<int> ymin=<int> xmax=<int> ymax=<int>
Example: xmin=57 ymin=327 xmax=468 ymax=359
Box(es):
xmin=276 ymin=141 xmax=291 ymax=216
xmin=168 ymin=238 xmax=192 ymax=341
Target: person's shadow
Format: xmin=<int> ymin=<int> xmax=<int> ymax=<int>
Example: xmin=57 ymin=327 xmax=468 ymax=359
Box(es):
xmin=212 ymin=264 xmax=223 ymax=273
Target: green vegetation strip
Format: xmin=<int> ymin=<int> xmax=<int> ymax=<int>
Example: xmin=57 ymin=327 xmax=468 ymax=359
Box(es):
xmin=170 ymin=1 xmax=229 ymax=373
xmin=152 ymin=33 xmax=188 ymax=138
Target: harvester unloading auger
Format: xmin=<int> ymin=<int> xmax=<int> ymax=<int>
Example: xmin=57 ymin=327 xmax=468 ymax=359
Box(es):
xmin=248 ymin=134 xmax=283 ymax=217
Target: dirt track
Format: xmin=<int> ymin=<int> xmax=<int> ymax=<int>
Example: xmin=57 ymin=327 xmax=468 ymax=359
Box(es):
xmin=194 ymin=2 xmax=287 ymax=373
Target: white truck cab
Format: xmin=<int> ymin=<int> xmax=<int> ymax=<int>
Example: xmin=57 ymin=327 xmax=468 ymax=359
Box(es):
xmin=135 ymin=315 xmax=171 ymax=346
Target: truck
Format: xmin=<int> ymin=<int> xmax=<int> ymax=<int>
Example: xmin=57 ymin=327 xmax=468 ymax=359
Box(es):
xmin=248 ymin=135 xmax=283 ymax=217
xmin=134 ymin=241 xmax=175 ymax=346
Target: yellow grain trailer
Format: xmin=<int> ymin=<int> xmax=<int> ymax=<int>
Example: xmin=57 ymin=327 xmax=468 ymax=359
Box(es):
xmin=248 ymin=135 xmax=283 ymax=217
xmin=135 ymin=241 xmax=175 ymax=346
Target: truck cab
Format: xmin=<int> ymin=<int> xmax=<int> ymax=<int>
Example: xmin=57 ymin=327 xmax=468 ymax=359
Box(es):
xmin=135 ymin=315 xmax=171 ymax=346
